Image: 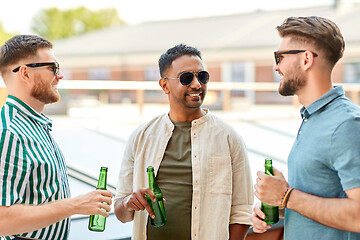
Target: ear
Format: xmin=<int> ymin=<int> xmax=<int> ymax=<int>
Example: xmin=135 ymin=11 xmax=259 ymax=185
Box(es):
xmin=159 ymin=78 xmax=170 ymax=94
xmin=303 ymin=51 xmax=315 ymax=71
xmin=18 ymin=65 xmax=31 ymax=82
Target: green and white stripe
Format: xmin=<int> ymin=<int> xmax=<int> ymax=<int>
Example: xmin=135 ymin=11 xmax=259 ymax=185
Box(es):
xmin=0 ymin=95 xmax=70 ymax=240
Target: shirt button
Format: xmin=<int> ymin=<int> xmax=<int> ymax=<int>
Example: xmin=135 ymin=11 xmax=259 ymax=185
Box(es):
xmin=299 ymin=131 xmax=302 ymax=135
xmin=304 ymin=118 xmax=308 ymax=122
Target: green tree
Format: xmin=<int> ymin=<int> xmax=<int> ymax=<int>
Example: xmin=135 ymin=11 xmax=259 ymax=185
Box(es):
xmin=31 ymin=7 xmax=124 ymax=41
xmin=0 ymin=22 xmax=16 ymax=45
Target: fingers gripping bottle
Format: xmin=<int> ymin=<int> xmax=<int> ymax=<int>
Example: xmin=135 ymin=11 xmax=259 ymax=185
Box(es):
xmin=261 ymin=158 xmax=279 ymax=224
xmin=88 ymin=167 xmax=108 ymax=231
xmin=146 ymin=166 xmax=166 ymax=227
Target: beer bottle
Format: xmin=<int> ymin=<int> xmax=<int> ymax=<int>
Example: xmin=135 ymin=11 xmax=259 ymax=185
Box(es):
xmin=146 ymin=166 xmax=166 ymax=227
xmin=261 ymin=158 xmax=279 ymax=224
xmin=89 ymin=166 xmax=108 ymax=232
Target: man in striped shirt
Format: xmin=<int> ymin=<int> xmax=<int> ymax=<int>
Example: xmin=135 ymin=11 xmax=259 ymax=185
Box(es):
xmin=0 ymin=35 xmax=113 ymax=240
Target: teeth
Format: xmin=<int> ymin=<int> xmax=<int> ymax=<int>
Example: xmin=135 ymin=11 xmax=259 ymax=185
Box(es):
xmin=189 ymin=93 xmax=201 ymax=97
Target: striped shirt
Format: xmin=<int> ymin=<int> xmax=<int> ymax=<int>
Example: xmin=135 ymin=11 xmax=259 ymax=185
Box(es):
xmin=0 ymin=95 xmax=70 ymax=240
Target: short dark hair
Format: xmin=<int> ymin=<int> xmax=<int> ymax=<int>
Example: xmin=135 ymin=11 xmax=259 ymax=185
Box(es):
xmin=0 ymin=35 xmax=52 ymax=74
xmin=158 ymin=44 xmax=202 ymax=77
xmin=276 ymin=16 xmax=345 ymax=67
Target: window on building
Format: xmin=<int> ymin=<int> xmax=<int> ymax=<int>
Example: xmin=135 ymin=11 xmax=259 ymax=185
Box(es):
xmin=144 ymin=66 xmax=164 ymax=103
xmin=344 ymin=62 xmax=360 ymax=83
xmin=231 ymin=62 xmax=246 ymax=96
xmin=145 ymin=66 xmax=160 ymax=81
xmin=88 ymin=68 xmax=111 ymax=80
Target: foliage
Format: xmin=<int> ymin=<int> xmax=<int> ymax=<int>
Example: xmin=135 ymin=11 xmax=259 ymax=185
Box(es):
xmin=0 ymin=22 xmax=16 ymax=46
xmin=31 ymin=7 xmax=124 ymax=41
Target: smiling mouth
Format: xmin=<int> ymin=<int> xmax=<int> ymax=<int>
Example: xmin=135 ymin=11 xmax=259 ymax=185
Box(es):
xmin=188 ymin=92 xmax=202 ymax=97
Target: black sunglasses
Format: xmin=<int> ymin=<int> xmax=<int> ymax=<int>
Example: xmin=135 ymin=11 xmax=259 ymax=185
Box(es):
xmin=164 ymin=70 xmax=210 ymax=86
xmin=274 ymin=50 xmax=318 ymax=65
xmin=12 ymin=62 xmax=60 ymax=76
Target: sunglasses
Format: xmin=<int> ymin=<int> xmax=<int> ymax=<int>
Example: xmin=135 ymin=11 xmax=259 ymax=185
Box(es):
xmin=164 ymin=70 xmax=210 ymax=86
xmin=274 ymin=50 xmax=318 ymax=65
xmin=12 ymin=62 xmax=60 ymax=76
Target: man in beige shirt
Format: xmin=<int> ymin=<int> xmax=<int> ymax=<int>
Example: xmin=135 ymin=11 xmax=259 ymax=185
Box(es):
xmin=114 ymin=44 xmax=253 ymax=240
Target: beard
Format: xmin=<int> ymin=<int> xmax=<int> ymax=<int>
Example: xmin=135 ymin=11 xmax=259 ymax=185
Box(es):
xmin=184 ymin=90 xmax=206 ymax=109
xmin=31 ymin=78 xmax=60 ymax=104
xmin=278 ymin=64 xmax=307 ymax=96
xmin=170 ymin=89 xmax=206 ymax=110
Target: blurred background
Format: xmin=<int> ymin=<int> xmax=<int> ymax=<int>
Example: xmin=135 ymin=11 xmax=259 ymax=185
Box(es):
xmin=1 ymin=0 xmax=360 ymax=239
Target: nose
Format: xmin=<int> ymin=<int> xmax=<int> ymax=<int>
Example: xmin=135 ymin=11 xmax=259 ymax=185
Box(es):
xmin=56 ymin=70 xmax=64 ymax=80
xmin=189 ymin=74 xmax=201 ymax=89
xmin=273 ymin=63 xmax=279 ymax=72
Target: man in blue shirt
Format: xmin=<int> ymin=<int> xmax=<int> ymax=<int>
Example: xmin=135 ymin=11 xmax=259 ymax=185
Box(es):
xmin=251 ymin=16 xmax=360 ymax=239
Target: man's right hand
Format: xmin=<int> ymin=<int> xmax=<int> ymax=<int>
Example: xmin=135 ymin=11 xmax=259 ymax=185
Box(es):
xmin=250 ymin=202 xmax=272 ymax=233
xmin=72 ymin=189 xmax=113 ymax=217
xmin=122 ymin=188 xmax=156 ymax=219
xmin=0 ymin=189 xmax=113 ymax=236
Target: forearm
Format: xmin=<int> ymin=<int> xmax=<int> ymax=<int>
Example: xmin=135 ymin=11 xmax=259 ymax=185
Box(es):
xmin=0 ymin=198 xmax=75 ymax=236
xmin=229 ymin=224 xmax=250 ymax=240
xmin=114 ymin=197 xmax=135 ymax=223
xmin=287 ymin=189 xmax=360 ymax=232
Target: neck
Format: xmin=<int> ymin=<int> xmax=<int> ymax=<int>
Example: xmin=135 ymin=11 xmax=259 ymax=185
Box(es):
xmin=8 ymin=90 xmax=45 ymax=113
xmin=168 ymin=108 xmax=205 ymax=122
xmin=297 ymin=71 xmax=333 ymax=107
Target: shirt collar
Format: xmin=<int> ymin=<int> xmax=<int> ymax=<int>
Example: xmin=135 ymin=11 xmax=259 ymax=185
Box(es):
xmin=7 ymin=95 xmax=53 ymax=130
xmin=300 ymin=85 xmax=344 ymax=119
xmin=191 ymin=108 xmax=210 ymax=125
xmin=165 ymin=108 xmax=210 ymax=127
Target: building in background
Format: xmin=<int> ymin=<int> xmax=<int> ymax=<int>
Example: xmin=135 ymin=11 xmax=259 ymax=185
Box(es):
xmin=54 ymin=2 xmax=360 ymax=109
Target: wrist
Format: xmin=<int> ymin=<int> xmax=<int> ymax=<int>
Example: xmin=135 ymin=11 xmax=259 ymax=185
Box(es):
xmin=281 ymin=187 xmax=295 ymax=208
xmin=63 ymin=197 xmax=78 ymax=216
xmin=121 ymin=195 xmax=131 ymax=211
xmin=284 ymin=188 xmax=296 ymax=209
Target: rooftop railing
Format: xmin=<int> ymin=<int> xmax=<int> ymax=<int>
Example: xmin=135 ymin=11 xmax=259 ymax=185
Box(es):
xmin=58 ymin=80 xmax=360 ymax=113
xmin=1 ymin=80 xmax=359 ymax=113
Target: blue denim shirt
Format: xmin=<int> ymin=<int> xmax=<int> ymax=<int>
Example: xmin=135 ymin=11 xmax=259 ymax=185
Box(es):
xmin=285 ymin=86 xmax=360 ymax=240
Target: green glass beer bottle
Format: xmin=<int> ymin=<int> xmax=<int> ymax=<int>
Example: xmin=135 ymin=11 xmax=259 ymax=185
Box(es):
xmin=261 ymin=158 xmax=279 ymax=224
xmin=88 ymin=166 xmax=108 ymax=232
xmin=146 ymin=166 xmax=166 ymax=227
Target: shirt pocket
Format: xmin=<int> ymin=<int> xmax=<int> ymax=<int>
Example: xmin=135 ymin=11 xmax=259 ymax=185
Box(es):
xmin=208 ymin=156 xmax=232 ymax=195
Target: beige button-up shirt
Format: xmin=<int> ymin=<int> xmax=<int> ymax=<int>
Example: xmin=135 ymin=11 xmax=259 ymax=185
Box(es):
xmin=115 ymin=110 xmax=253 ymax=240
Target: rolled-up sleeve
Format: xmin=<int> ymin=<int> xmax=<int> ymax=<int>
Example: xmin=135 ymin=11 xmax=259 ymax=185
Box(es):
xmin=114 ymin=131 xmax=136 ymax=202
xmin=229 ymin=133 xmax=254 ymax=225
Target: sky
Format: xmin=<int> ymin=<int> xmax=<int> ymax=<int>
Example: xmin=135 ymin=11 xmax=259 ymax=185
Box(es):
xmin=0 ymin=0 xmax=357 ymax=34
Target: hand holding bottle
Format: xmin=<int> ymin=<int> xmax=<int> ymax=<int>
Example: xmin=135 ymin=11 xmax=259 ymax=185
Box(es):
xmin=250 ymin=202 xmax=272 ymax=233
xmin=121 ymin=187 xmax=157 ymax=219
xmin=251 ymin=202 xmax=286 ymax=233
xmin=146 ymin=166 xmax=166 ymax=227
xmin=254 ymin=165 xmax=289 ymax=207
xmin=89 ymin=167 xmax=111 ymax=231
xmin=71 ymin=189 xmax=112 ymax=217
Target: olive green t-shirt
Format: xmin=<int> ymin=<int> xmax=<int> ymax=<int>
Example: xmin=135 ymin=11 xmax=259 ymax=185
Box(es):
xmin=147 ymin=121 xmax=193 ymax=240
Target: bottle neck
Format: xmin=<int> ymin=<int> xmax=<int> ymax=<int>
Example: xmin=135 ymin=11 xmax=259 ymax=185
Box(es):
xmin=147 ymin=170 xmax=158 ymax=191
xmin=264 ymin=162 xmax=274 ymax=176
xmin=97 ymin=171 xmax=107 ymax=189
